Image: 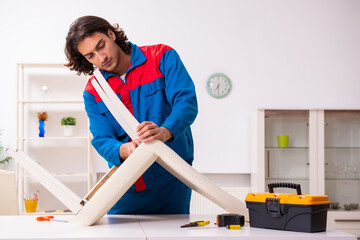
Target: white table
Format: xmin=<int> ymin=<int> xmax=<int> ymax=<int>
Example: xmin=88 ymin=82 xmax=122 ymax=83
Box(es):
xmin=137 ymin=214 xmax=357 ymax=240
xmin=0 ymin=214 xmax=356 ymax=240
xmin=0 ymin=215 xmax=145 ymax=240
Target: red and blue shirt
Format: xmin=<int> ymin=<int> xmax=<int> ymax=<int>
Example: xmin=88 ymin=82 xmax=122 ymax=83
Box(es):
xmin=83 ymin=42 xmax=198 ymax=192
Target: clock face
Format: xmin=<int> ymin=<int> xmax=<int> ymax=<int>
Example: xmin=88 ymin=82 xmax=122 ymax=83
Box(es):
xmin=206 ymin=73 xmax=231 ymax=98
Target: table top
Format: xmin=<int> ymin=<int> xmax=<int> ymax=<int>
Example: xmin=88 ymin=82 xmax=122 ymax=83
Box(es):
xmin=0 ymin=215 xmax=145 ymax=240
xmin=137 ymin=214 xmax=357 ymax=240
xmin=0 ymin=214 xmax=356 ymax=240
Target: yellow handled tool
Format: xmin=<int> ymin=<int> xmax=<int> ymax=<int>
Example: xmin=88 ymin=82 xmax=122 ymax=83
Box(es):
xmin=181 ymin=220 xmax=210 ymax=228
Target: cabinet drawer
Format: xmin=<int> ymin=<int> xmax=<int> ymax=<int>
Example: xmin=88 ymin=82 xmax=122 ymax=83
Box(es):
xmin=328 ymin=218 xmax=360 ymax=229
xmin=327 ymin=211 xmax=360 ymax=237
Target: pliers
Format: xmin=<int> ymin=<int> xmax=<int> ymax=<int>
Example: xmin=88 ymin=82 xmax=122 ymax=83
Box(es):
xmin=181 ymin=220 xmax=210 ymax=228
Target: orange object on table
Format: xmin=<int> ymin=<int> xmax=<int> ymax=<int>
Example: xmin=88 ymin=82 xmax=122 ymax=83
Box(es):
xmin=36 ymin=216 xmax=67 ymax=222
xmin=36 ymin=216 xmax=54 ymax=221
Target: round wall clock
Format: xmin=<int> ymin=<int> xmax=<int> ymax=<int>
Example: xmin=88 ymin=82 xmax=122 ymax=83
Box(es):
xmin=206 ymin=73 xmax=231 ymax=98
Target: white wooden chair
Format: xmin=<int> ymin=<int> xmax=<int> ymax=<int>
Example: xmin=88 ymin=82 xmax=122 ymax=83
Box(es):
xmin=7 ymin=69 xmax=248 ymax=225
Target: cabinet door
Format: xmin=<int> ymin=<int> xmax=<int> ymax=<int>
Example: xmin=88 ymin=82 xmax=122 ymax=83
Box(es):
xmin=265 ymin=110 xmax=313 ymax=194
xmin=252 ymin=109 xmax=320 ymax=194
xmin=324 ymin=110 xmax=360 ymax=210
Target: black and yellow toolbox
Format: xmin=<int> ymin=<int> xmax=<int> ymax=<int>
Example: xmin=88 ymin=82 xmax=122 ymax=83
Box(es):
xmin=245 ymin=183 xmax=330 ymax=233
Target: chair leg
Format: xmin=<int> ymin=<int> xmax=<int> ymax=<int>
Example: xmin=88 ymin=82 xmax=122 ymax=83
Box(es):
xmin=153 ymin=141 xmax=248 ymax=220
xmin=75 ymin=143 xmax=158 ymax=226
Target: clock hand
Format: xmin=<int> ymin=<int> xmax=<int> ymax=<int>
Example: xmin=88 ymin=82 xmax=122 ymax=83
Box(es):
xmin=215 ymin=83 xmax=220 ymax=94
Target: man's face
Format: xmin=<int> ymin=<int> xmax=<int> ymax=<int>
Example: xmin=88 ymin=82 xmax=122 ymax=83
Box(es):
xmin=77 ymin=29 xmax=121 ymax=73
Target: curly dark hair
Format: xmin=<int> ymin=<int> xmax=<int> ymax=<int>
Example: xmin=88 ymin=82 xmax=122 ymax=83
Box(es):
xmin=65 ymin=16 xmax=131 ymax=75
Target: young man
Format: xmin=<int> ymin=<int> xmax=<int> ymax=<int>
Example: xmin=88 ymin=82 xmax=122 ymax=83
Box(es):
xmin=65 ymin=16 xmax=198 ymax=214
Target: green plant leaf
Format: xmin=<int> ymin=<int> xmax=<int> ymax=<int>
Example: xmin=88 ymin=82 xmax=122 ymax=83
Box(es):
xmin=61 ymin=116 xmax=76 ymax=125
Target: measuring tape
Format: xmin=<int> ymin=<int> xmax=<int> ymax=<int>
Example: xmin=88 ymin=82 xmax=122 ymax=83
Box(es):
xmin=217 ymin=213 xmax=245 ymax=227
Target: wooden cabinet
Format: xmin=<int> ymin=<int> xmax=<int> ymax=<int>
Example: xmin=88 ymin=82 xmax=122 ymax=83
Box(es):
xmin=252 ymin=109 xmax=360 ymax=237
xmin=16 ymin=63 xmax=93 ymax=213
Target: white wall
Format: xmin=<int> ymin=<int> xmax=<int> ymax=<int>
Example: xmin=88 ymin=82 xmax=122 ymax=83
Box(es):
xmin=0 ymin=0 xmax=360 ymax=177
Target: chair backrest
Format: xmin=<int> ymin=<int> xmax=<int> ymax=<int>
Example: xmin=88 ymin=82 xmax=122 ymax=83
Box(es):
xmin=0 ymin=169 xmax=19 ymax=215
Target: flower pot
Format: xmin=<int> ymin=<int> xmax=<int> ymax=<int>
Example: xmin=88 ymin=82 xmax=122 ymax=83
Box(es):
xmin=63 ymin=125 xmax=75 ymax=137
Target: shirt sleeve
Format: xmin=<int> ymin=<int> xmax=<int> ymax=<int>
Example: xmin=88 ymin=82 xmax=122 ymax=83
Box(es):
xmin=158 ymin=48 xmax=198 ymax=141
xmin=83 ymin=91 xmax=123 ymax=166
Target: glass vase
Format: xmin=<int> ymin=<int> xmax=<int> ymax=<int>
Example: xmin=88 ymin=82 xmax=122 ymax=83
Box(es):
xmin=39 ymin=120 xmax=45 ymax=137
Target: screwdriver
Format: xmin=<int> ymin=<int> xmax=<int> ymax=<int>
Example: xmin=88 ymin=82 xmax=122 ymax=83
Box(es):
xmin=36 ymin=216 xmax=68 ymax=223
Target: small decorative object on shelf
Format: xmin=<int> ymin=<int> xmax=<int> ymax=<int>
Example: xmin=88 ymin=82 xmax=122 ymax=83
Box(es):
xmin=61 ymin=116 xmax=76 ymax=137
xmin=330 ymin=202 xmax=339 ymax=209
xmin=277 ymin=135 xmax=289 ymax=148
xmin=24 ymin=191 xmax=39 ymax=213
xmin=0 ymin=130 xmax=12 ymax=168
xmin=41 ymin=85 xmax=49 ymax=101
xmin=37 ymin=111 xmax=48 ymax=137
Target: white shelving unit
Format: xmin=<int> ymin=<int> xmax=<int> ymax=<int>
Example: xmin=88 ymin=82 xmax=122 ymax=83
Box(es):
xmin=16 ymin=63 xmax=93 ymax=213
xmin=252 ymin=109 xmax=360 ymax=238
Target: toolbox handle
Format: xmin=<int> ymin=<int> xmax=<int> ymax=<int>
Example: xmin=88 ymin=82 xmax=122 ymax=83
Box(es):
xmin=268 ymin=182 xmax=302 ymax=195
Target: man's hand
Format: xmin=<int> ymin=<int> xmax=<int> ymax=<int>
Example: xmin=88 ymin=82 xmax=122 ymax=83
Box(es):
xmin=119 ymin=139 xmax=141 ymax=161
xmin=136 ymin=121 xmax=173 ymax=143
xmin=119 ymin=121 xmax=173 ymax=161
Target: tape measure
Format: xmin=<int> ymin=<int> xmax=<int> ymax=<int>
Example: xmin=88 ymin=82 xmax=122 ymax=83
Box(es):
xmin=217 ymin=214 xmax=244 ymax=227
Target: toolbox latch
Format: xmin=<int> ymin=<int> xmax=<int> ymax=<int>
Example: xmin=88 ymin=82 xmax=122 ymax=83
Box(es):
xmin=265 ymin=198 xmax=282 ymax=218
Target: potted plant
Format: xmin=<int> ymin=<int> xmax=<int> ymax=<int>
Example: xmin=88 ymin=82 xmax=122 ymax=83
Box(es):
xmin=37 ymin=111 xmax=48 ymax=137
xmin=61 ymin=116 xmax=76 ymax=137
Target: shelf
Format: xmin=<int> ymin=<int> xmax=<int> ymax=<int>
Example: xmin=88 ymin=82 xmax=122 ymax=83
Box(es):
xmin=266 ymin=177 xmax=309 ymax=181
xmin=18 ymin=136 xmax=89 ymax=141
xmin=19 ymin=173 xmax=89 ymax=178
xmin=18 ymin=63 xmax=65 ymax=68
xmin=265 ymin=109 xmax=309 ymax=118
xmin=325 ymin=109 xmax=360 ymax=117
xmin=325 ymin=178 xmax=360 ymax=181
xmin=265 ymin=147 xmax=309 ymax=149
xmin=18 ymin=100 xmax=83 ymax=104
xmin=325 ymin=147 xmax=360 ymax=149
xmin=328 ymin=209 xmax=360 ymax=212
xmin=22 ymin=210 xmax=74 ymax=215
